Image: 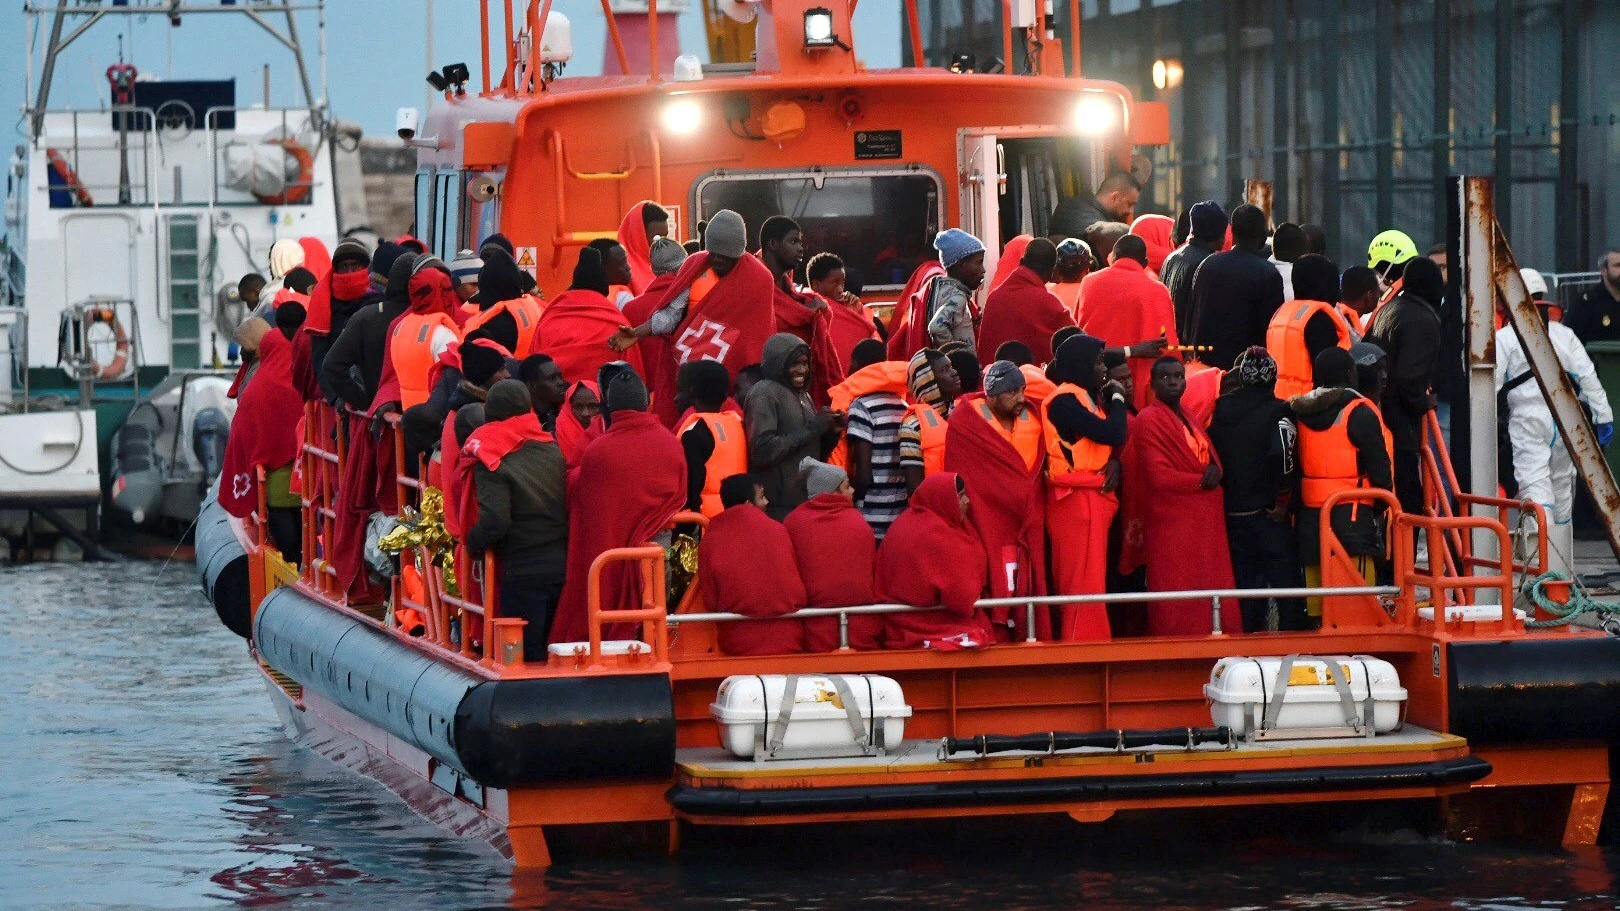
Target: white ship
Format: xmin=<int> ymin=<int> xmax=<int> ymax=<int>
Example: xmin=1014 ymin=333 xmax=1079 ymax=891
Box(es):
xmin=0 ymin=1 xmax=364 ymax=555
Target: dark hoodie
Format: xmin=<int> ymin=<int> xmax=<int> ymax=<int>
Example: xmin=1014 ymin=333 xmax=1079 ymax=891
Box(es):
xmin=1363 ymin=257 xmax=1443 ymax=452
xmin=1044 ymin=334 xmax=1127 ymax=448
xmin=313 ymin=239 xmax=386 ymax=401
xmin=321 ymin=252 xmax=419 ymax=411
xmin=473 ymin=247 xmax=526 ymax=307
xmin=744 ymin=332 xmax=837 ymax=520
xmin=1289 ymin=386 xmax=1393 ymax=559
xmin=1209 ymin=384 xmax=1296 ymax=514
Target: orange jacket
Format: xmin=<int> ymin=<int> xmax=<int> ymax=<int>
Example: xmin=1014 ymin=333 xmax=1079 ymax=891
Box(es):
xmin=904 ymin=402 xmax=948 ymax=477
xmin=678 ymin=411 xmax=748 ymax=518
xmin=390 ymin=311 xmax=461 ymax=408
xmin=1298 ymin=394 xmax=1391 ymax=508
xmin=1266 ymin=298 xmax=1354 ymax=400
xmin=1042 ymin=383 xmax=1111 ymax=481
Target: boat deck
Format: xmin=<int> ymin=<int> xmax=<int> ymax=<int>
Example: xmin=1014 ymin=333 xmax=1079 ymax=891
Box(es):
xmin=670 ymin=727 xmax=1487 ymax=822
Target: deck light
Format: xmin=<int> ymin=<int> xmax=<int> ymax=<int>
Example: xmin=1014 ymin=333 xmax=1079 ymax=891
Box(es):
xmin=1072 ymin=94 xmax=1119 ymax=136
xmin=803 ymin=7 xmax=837 ymax=49
xmin=662 ymin=98 xmax=703 ymax=134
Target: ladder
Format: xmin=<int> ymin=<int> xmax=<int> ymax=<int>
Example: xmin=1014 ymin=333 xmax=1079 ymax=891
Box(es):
xmin=166 ymin=213 xmax=203 ymax=368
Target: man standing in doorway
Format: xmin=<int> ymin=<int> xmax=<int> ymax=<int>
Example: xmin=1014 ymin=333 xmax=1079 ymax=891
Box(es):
xmin=1050 ymin=172 xmax=1141 ymax=240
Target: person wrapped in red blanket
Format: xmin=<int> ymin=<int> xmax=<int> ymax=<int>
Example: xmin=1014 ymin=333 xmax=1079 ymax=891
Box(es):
xmin=617 ymin=200 xmax=670 ymax=296
xmin=786 ymin=457 xmax=883 ymax=651
xmin=758 ymin=216 xmax=824 ymax=346
xmin=550 ymin=370 xmax=687 ymax=645
xmin=943 ymin=359 xmax=1049 ymax=641
xmin=1077 ymin=234 xmax=1178 ymax=412
xmin=1129 ymin=356 xmax=1241 ymax=635
xmin=220 ymin=328 xmax=303 ymax=563
xmin=805 ymin=252 xmax=881 ymax=406
xmin=608 ymin=210 xmax=775 ymax=427
xmin=532 ymin=247 xmax=644 ymax=383
xmin=976 ymin=238 xmax=1076 ymax=367
xmin=878 ymin=472 xmax=993 ymax=650
xmin=701 ymin=475 xmax=808 ymax=656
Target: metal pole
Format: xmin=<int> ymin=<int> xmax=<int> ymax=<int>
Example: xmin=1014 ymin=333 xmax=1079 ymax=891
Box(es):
xmin=838 ymin=611 xmax=849 ymax=650
xmin=1210 ymin=595 xmax=1223 ymax=635
xmin=1556 ymin=0 xmax=1580 ymax=272
xmin=1224 ymin=0 xmax=1242 ymax=205
xmin=1493 ymin=0 xmax=1513 ymax=231
xmin=1374 ymin=0 xmax=1393 ymax=230
xmin=1432 ymin=0 xmax=1451 ymax=260
xmin=1024 ymin=603 xmax=1037 ymax=643
xmin=1320 ymin=0 xmax=1340 ymax=256
xmin=426 ymin=0 xmax=434 ymax=112
xmin=1461 ymin=176 xmax=1500 ymax=575
xmin=1271 ymin=0 xmax=1288 ymax=220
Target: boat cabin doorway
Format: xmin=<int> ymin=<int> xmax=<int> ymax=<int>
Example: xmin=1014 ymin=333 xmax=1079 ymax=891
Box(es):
xmin=959 ymin=129 xmax=1108 ymax=282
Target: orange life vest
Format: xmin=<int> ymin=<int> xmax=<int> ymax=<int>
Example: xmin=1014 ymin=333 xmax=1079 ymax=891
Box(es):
xmin=1336 ymin=303 xmax=1367 ymax=335
xmin=904 ymin=402 xmax=948 ymax=476
xmin=976 ymin=400 xmax=1043 ymax=472
xmin=1042 ymin=383 xmax=1111 ymax=481
xmin=1047 ymin=281 xmax=1084 ymax=322
xmin=464 ymin=295 xmax=542 ymax=355
xmin=1266 ymin=298 xmax=1354 ymax=400
xmin=677 ymin=411 xmax=748 ymax=518
xmin=390 ymin=311 xmax=461 ymax=408
xmin=826 ymin=362 xmax=911 ymax=469
xmin=1020 ymin=364 xmax=1057 ymax=409
xmin=1298 ymin=394 xmax=1390 ymax=508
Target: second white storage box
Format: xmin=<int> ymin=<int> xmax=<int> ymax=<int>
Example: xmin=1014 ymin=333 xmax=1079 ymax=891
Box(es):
xmin=1205 ymin=655 xmax=1408 ymax=738
xmin=711 ymin=674 xmax=912 ymax=760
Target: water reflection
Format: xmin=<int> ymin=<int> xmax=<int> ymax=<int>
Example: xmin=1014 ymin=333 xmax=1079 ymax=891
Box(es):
xmin=1 ymin=562 xmax=1616 ymax=910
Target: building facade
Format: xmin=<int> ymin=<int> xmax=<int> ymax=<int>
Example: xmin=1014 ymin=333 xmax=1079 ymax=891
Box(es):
xmin=906 ymin=0 xmax=1615 ymax=273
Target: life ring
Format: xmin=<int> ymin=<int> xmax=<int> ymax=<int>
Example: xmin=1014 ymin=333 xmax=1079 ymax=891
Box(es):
xmin=253 ymin=139 xmax=313 ymax=206
xmin=88 ymin=307 xmax=130 ymax=380
xmin=46 ymin=148 xmax=93 ymax=207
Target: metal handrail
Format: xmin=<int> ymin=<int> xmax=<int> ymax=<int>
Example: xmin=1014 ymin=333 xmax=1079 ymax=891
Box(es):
xmin=667 ymin=586 xmax=1401 ymax=651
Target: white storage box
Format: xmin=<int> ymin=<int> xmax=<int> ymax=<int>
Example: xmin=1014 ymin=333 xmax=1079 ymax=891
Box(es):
xmin=1205 ymin=655 xmax=1407 ymax=738
xmin=711 ymin=674 xmax=911 ymax=760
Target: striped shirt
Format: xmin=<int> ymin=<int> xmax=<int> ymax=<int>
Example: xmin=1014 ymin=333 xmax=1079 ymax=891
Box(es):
xmin=845 ymin=392 xmax=909 ymax=539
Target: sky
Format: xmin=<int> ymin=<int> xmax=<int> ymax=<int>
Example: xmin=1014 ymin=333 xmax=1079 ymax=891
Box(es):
xmin=2 ymin=2 xmax=902 ymax=142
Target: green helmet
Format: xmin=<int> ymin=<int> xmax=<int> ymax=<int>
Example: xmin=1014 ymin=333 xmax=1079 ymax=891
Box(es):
xmin=1367 ymin=230 xmax=1418 ymax=270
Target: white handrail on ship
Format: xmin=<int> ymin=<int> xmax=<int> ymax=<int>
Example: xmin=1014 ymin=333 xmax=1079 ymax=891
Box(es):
xmin=665 ymin=585 xmax=1403 ymax=649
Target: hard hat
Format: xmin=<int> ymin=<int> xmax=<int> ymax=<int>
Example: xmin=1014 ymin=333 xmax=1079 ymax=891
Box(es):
xmin=1519 ymin=267 xmax=1548 ymax=298
xmin=1367 ymin=230 xmax=1418 ymax=269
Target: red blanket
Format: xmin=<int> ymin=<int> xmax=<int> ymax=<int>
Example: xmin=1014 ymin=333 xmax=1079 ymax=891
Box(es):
xmin=877 ymin=473 xmax=993 ymax=649
xmin=551 ymin=410 xmax=687 ymax=644
xmin=646 ymin=252 xmax=775 ymax=426
xmin=1131 ymin=401 xmax=1239 ymax=635
xmin=1078 ymin=259 xmax=1180 ymax=411
xmin=441 ymin=410 xmax=479 ymax=539
xmin=1129 ymin=214 xmax=1176 ymax=274
xmin=943 ymin=403 xmax=1049 ymax=641
xmin=769 ymin=267 xmax=820 ymax=345
xmin=701 ymin=503 xmax=807 ymax=656
xmin=532 ymin=289 xmax=644 ymax=383
xmin=885 ymin=261 xmax=947 ymax=361
xmin=465 ymin=412 xmax=553 ymax=470
xmin=297 ymin=237 xmax=332 ymax=280
xmin=219 ymin=331 xmax=302 ymax=518
xmin=785 ymin=493 xmax=881 ymax=651
xmin=976 ymin=265 xmax=1076 ymax=366
xmin=808 ymin=298 xmax=881 ymax=406
xmin=617 ymin=200 xmax=657 ymax=295
xmin=988 ymin=234 xmax=1032 ymax=294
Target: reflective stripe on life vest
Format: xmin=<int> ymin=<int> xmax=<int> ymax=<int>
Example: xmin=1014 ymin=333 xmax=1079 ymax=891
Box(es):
xmin=1042 ymin=383 xmax=1111 ymax=480
xmin=975 ymin=400 xmax=1043 ymax=472
xmin=390 ymin=311 xmax=462 ymax=408
xmin=677 ymin=411 xmax=748 ymax=518
xmin=904 ymin=402 xmax=947 ymax=477
xmin=1298 ymin=393 xmax=1388 ymax=508
xmin=464 ymin=295 xmax=542 ymax=355
xmin=1265 ymin=298 xmax=1353 ymax=400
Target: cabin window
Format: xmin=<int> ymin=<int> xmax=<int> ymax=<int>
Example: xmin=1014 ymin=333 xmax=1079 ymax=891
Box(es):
xmin=694 ymin=167 xmax=944 ymax=291
xmin=413 ymin=170 xmax=436 ymax=252
xmin=434 ymin=170 xmax=463 ymax=261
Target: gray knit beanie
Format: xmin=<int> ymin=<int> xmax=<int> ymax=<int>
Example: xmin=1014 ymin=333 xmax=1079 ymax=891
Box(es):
xmin=484 ymin=379 xmax=532 ymax=421
xmin=799 ymin=456 xmax=848 ymax=498
xmin=650 ymin=236 xmax=687 ymax=275
xmin=705 ymin=209 xmax=748 ymax=259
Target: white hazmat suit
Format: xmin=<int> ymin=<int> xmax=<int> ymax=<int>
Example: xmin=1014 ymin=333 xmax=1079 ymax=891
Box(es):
xmin=1495 ymin=272 xmax=1613 ymax=574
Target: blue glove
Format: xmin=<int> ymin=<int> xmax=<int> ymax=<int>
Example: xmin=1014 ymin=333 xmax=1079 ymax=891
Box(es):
xmin=1598 ymin=423 xmax=1614 ymax=448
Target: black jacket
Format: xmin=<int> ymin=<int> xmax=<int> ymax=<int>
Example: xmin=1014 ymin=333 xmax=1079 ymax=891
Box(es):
xmin=1564 ymin=283 xmax=1620 ymax=344
xmin=1290 ymin=387 xmax=1393 ymax=559
xmin=1363 ymin=288 xmax=1441 ymax=451
xmin=1160 ymin=239 xmax=1219 ymax=341
xmin=321 ymin=255 xmax=416 ymax=410
xmin=1188 ymin=244 xmax=1286 ymax=370
xmin=745 ymin=334 xmax=837 ymax=519
xmin=1208 ymin=385 xmax=1296 ymax=515
xmin=1048 ymin=195 xmax=1113 ymax=240
xmin=465 ymin=440 xmax=569 ymax=579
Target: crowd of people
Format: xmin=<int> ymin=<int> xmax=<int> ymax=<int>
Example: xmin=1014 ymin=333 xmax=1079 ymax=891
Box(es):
xmin=217 ymin=175 xmax=1618 ymax=661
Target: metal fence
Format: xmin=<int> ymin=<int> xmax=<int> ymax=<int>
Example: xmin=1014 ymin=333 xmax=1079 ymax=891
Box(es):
xmin=910 ymin=0 xmax=1612 ymax=274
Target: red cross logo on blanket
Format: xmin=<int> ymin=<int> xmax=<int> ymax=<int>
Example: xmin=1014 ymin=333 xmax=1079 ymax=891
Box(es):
xmin=231 ymin=471 xmax=252 ymax=501
xmin=674 ymin=319 xmax=735 ymax=364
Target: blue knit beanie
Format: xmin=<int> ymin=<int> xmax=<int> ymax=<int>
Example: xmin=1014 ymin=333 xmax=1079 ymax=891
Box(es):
xmin=934 ymin=228 xmax=986 ymax=269
xmin=1189 ymin=200 xmax=1229 ymax=242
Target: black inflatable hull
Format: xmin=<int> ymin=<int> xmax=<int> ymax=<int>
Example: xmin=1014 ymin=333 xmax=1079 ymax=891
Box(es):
xmin=1449 ymin=637 xmax=1620 ymax=744
xmin=253 ymin=584 xmax=676 ymax=789
xmin=196 ymin=493 xmax=251 ymax=637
